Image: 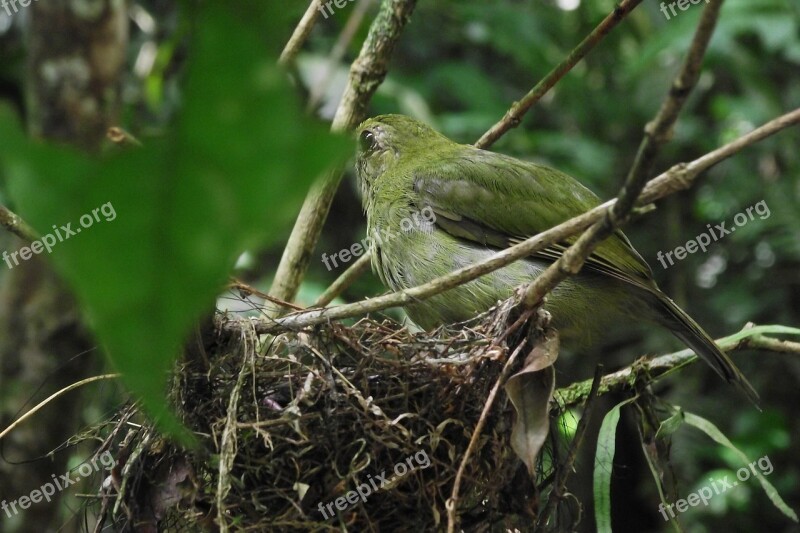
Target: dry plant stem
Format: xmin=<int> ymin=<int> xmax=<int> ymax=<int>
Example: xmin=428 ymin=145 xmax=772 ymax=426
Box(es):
xmin=307 ymin=0 xmax=374 ymax=112
xmin=229 ymin=279 xmax=305 ymax=311
xmin=521 ymin=0 xmax=724 ymax=307
xmin=314 ymin=250 xmax=372 ymax=306
xmin=279 ymin=0 xmax=325 ymax=66
xmin=0 ymin=204 xmax=39 ymax=242
xmin=535 ymin=365 xmax=604 ymax=530
xmin=474 ymin=0 xmax=644 ymax=149
xmin=446 ymin=340 xmax=527 ymax=533
xmin=217 ymin=325 xmax=257 ymax=532
xmin=113 ymin=428 xmax=152 ymax=518
xmin=0 ymin=374 xmax=120 ymax=442
xmin=269 ymin=0 xmax=417 ymax=309
xmin=226 ymin=106 xmax=800 ymax=335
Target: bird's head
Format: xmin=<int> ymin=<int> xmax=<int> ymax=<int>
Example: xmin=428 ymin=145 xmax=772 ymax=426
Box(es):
xmin=355 ymin=115 xmax=452 ymax=192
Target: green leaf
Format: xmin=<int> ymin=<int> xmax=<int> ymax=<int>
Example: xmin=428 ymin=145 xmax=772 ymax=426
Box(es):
xmin=0 ymin=2 xmax=350 ymax=440
xmin=640 ymin=403 xmax=684 ymax=532
xmin=655 ymin=406 xmax=685 ymax=440
xmin=593 ymin=397 xmax=636 ymax=533
xmin=685 ymin=412 xmax=798 ymax=523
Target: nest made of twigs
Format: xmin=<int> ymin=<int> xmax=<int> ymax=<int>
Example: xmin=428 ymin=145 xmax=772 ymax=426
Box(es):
xmin=89 ymin=299 xmax=579 ymax=532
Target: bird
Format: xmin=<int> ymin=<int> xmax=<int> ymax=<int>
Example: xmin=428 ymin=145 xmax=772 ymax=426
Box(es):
xmin=355 ymin=114 xmax=758 ymax=405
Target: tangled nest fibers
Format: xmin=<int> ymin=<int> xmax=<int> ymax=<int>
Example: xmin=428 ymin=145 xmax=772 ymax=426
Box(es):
xmin=91 ymin=299 xmax=588 ymax=532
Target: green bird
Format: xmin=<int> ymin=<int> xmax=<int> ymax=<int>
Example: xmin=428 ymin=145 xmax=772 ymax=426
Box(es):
xmin=355 ymin=114 xmax=758 ymax=404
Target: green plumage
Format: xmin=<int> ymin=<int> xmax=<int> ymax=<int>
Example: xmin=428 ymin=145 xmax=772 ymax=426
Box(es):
xmin=355 ymin=114 xmax=757 ymax=404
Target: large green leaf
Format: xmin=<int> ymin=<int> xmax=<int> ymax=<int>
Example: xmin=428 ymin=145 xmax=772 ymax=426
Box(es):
xmin=0 ymin=2 xmax=350 ymax=439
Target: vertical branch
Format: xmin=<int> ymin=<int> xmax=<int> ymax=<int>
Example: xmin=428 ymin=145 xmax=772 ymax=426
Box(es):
xmin=268 ymin=0 xmax=417 ymax=308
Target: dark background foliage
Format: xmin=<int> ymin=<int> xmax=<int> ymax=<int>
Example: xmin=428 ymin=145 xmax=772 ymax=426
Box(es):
xmin=0 ymin=0 xmax=797 ymax=531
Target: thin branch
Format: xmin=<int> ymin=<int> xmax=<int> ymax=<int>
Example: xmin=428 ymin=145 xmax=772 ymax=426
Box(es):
xmin=0 ymin=204 xmax=39 ymax=243
xmin=474 ymin=0 xmax=645 ymax=149
xmin=279 ymin=0 xmax=325 ymax=67
xmin=446 ymin=339 xmax=526 ymax=533
xmin=554 ymin=324 xmax=800 ymax=407
xmin=268 ymin=0 xmax=417 ymax=310
xmin=522 ymin=0 xmax=725 ymax=307
xmin=229 ymin=279 xmax=306 ymax=311
xmin=619 ymin=0 xmax=724 ymax=212
xmin=0 ymin=374 xmax=120 ymax=442
xmin=314 ymin=250 xmax=372 ymax=307
xmin=745 ymin=336 xmax=800 ymax=355
xmin=307 ymin=0 xmax=375 ymax=113
xmin=222 ymin=107 xmax=800 ymax=335
xmin=536 ymin=365 xmax=604 ymax=530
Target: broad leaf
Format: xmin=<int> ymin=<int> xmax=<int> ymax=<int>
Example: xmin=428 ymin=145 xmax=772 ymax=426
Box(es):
xmin=0 ymin=2 xmax=350 ymax=438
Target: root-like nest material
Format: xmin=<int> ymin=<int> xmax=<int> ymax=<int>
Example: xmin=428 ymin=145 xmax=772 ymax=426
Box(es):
xmin=93 ymin=301 xmax=573 ymax=532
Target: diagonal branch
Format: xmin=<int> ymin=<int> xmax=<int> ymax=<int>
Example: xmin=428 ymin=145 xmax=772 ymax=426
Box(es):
xmin=0 ymin=204 xmax=39 ymax=243
xmin=521 ymin=0 xmax=725 ymax=307
xmin=474 ymin=0 xmax=644 ymax=149
xmin=307 ymin=0 xmax=375 ymax=113
xmin=314 ymin=251 xmax=372 ymax=307
xmin=279 ymin=0 xmax=325 ymax=66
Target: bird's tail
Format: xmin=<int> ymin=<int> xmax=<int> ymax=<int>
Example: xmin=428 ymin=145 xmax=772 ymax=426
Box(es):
xmin=652 ymin=292 xmax=760 ymax=407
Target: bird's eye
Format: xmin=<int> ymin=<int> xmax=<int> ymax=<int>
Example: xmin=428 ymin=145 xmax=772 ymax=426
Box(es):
xmin=359 ymin=130 xmax=377 ymax=152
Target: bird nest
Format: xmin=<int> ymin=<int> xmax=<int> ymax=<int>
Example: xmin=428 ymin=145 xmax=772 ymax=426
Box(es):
xmin=89 ymin=299 xmax=581 ymax=532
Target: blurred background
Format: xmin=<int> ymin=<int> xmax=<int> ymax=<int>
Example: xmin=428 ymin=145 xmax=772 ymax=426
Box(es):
xmin=0 ymin=0 xmax=798 ymax=531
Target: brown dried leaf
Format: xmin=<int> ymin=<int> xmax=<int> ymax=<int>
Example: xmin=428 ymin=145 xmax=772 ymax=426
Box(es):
xmin=504 ymin=330 xmax=559 ymax=476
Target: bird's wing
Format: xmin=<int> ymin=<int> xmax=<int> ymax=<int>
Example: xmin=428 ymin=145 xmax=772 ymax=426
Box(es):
xmin=411 ymin=148 xmax=657 ymax=290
